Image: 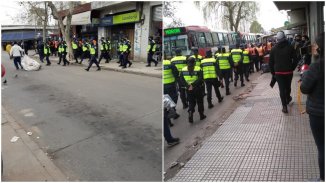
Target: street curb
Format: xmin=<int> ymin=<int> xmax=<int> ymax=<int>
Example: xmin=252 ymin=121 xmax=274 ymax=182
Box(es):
xmin=2 ymin=107 xmax=68 ymax=181
xmin=30 ymin=55 xmax=162 ymax=78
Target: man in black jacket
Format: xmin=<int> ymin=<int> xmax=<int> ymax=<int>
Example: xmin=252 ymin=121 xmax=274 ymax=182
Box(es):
xmin=269 ymin=31 xmax=297 ymax=113
xmin=300 ymin=32 xmax=325 ymax=181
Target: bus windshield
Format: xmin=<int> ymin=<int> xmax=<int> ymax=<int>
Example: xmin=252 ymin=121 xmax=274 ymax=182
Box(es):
xmin=164 ymin=34 xmax=189 ymax=59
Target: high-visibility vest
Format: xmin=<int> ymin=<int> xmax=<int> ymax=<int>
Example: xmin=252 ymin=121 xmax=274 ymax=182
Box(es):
xmin=105 ymin=41 xmax=110 ymax=50
xmin=181 ymin=66 xmax=201 ymax=85
xmin=100 ymin=43 xmax=106 ymax=51
xmin=82 ymin=44 xmax=88 ymax=52
xmin=122 ymin=44 xmax=129 ymax=52
xmin=257 ymin=47 xmax=264 ymax=56
xmin=58 ymin=45 xmax=62 ymax=53
xmin=163 ymin=60 xmax=176 ymax=84
xmin=72 ymin=42 xmax=78 ymax=50
xmin=119 ymin=43 xmax=124 ymax=52
xmin=217 ymin=53 xmax=231 ymax=70
xmin=190 ymin=55 xmax=203 ymax=67
xmin=201 ymin=58 xmax=217 ymax=79
xmin=171 ymin=56 xmax=187 ymax=72
xmin=147 ymin=41 xmax=156 ymax=52
xmin=231 ymin=49 xmax=242 ymax=63
xmin=90 ymin=46 xmax=96 ymax=55
xmin=44 ymin=46 xmax=50 ymax=55
xmin=242 ymin=50 xmax=250 ymax=64
xmin=267 ymin=42 xmax=272 ymax=51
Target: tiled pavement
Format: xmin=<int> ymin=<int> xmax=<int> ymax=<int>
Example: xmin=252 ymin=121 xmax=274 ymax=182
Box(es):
xmin=170 ymin=73 xmax=319 ymax=182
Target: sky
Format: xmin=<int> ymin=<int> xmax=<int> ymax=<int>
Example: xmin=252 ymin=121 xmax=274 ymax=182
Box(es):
xmin=0 ymin=2 xmax=23 ymax=25
xmin=165 ymin=1 xmax=289 ymax=32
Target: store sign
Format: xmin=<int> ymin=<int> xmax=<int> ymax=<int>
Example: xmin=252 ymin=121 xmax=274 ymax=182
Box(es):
xmin=113 ymin=12 xmax=140 ymax=24
xmin=100 ymin=16 xmax=113 ymax=26
xmin=164 ymin=28 xmax=182 ymax=35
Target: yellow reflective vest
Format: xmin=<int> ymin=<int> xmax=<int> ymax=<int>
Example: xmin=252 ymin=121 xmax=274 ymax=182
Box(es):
xmin=72 ymin=42 xmax=78 ymax=50
xmin=231 ymin=49 xmax=242 ymax=63
xmin=217 ymin=53 xmax=231 ymax=70
xmin=181 ymin=66 xmax=201 ymax=85
xmin=242 ymin=50 xmax=250 ymax=64
xmin=163 ymin=60 xmax=176 ymax=85
xmin=190 ymin=55 xmax=203 ymax=67
xmin=171 ymin=56 xmax=187 ymax=73
xmin=201 ymin=58 xmax=217 ymax=79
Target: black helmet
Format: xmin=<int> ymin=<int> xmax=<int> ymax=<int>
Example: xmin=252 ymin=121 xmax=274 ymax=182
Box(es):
xmin=206 ymin=50 xmax=212 ymax=58
xmin=175 ymin=48 xmax=182 ymax=55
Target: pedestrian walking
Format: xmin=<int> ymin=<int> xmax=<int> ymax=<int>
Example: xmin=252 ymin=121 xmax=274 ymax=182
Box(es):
xmin=300 ymin=32 xmax=325 ymax=181
xmin=57 ymin=41 xmax=63 ymax=65
xmin=200 ymin=50 xmax=223 ymax=109
xmin=85 ymin=42 xmax=101 ymax=71
xmin=61 ymin=41 xmax=69 ymax=66
xmin=72 ymin=39 xmax=79 ymax=63
xmin=117 ymin=39 xmax=124 ymax=65
xmin=146 ymin=36 xmax=158 ymax=67
xmin=180 ymin=57 xmax=206 ymax=123
xmin=250 ymin=44 xmax=259 ymax=72
xmin=105 ymin=38 xmax=112 ymax=62
xmin=121 ymin=38 xmax=132 ymax=69
xmin=80 ymin=40 xmax=90 ymax=64
xmin=37 ymin=41 xmax=44 ymax=63
xmin=43 ymin=42 xmax=52 ymax=66
xmin=242 ymin=45 xmax=251 ymax=82
xmin=9 ymin=42 xmax=24 ymax=70
xmin=98 ymin=37 xmax=108 ymax=64
xmin=190 ymin=47 xmax=206 ymax=96
xmin=269 ymin=31 xmax=298 ymax=113
xmin=231 ymin=44 xmax=245 ymax=87
xmin=216 ymin=47 xmax=233 ymax=95
xmin=171 ymin=48 xmax=188 ymax=109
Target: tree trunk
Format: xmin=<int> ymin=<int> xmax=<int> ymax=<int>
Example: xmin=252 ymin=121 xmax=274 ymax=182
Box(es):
xmin=43 ymin=2 xmax=47 ymax=43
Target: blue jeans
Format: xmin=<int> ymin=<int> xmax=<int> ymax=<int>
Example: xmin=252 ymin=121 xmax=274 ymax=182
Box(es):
xmin=13 ymin=57 xmax=22 ymax=69
xmin=309 ymin=114 xmax=325 ymax=180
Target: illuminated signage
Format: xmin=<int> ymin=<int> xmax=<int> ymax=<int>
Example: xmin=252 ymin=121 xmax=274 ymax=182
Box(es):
xmin=164 ymin=28 xmax=182 ymax=35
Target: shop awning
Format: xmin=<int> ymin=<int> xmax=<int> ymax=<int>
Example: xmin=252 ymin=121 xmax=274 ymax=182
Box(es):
xmin=2 ymin=31 xmax=38 ymax=42
xmin=63 ymin=11 xmax=91 ymax=25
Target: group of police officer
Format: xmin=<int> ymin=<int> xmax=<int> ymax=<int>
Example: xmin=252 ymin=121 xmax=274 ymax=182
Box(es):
xmin=164 ymin=44 xmax=257 ymax=125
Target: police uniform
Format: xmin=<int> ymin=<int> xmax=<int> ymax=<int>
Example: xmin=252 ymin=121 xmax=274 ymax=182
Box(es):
xmin=163 ymin=60 xmax=179 ymax=104
xmin=72 ymin=41 xmax=79 ymax=63
xmin=242 ymin=49 xmax=251 ymax=81
xmin=85 ymin=44 xmax=101 ymax=71
xmin=216 ymin=52 xmax=233 ymax=95
xmin=61 ymin=43 xmax=69 ymax=66
xmin=105 ymin=39 xmax=112 ymax=62
xmin=98 ymin=40 xmax=108 ymax=64
xmin=180 ymin=65 xmax=205 ymax=123
xmin=117 ymin=41 xmax=124 ymax=65
xmin=171 ymin=55 xmax=188 ymax=108
xmin=147 ymin=39 xmax=158 ymax=66
xmin=231 ymin=48 xmax=244 ymax=87
xmin=44 ymin=44 xmax=51 ymax=65
xmin=80 ymin=42 xmax=90 ymax=64
xmin=190 ymin=54 xmax=206 ymax=95
xmin=122 ymin=40 xmax=132 ymax=68
xmin=200 ymin=57 xmax=223 ymax=108
xmin=57 ymin=43 xmax=63 ymax=65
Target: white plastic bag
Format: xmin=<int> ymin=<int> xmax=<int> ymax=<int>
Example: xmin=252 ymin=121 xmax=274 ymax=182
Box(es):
xmin=163 ymin=94 xmax=176 ymax=110
xmin=21 ymin=55 xmax=41 ymax=71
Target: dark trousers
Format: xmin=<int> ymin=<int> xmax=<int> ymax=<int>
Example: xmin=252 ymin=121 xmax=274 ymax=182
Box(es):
xmin=259 ymin=56 xmax=264 ymax=69
xmin=98 ymin=52 xmax=108 ymax=64
xmin=13 ymin=57 xmax=23 ymax=69
xmin=39 ymin=53 xmax=44 ymax=63
xmin=87 ymin=56 xmax=100 ymax=70
xmin=147 ymin=52 xmax=158 ymax=65
xmin=252 ymin=55 xmax=259 ymax=71
xmin=62 ymin=54 xmax=68 ymax=65
xmin=309 ymin=114 xmax=325 ymax=181
xmin=187 ymin=88 xmax=204 ymax=114
xmin=123 ymin=52 xmax=131 ymax=66
xmin=243 ymin=63 xmax=250 ymax=80
xmin=219 ymin=69 xmax=231 ymax=91
xmin=73 ymin=50 xmax=79 ymax=63
xmin=275 ymin=74 xmax=293 ymax=106
xmin=164 ymin=83 xmax=178 ymax=104
xmin=45 ymin=55 xmax=51 ymax=65
xmin=234 ymin=66 xmax=244 ymax=83
xmin=58 ymin=54 xmax=62 ymax=64
xmin=119 ymin=53 xmax=123 ymax=64
xmin=80 ymin=51 xmax=90 ymax=63
xmin=177 ymin=80 xmax=187 ymax=107
xmin=205 ymin=78 xmax=222 ymax=103
xmin=164 ymin=109 xmax=174 ymax=143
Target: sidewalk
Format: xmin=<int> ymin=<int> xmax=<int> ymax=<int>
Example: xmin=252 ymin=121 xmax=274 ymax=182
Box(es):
xmin=28 ymin=50 xmax=162 ymax=78
xmin=1 ymin=107 xmax=67 ymax=181
xmin=169 ymin=73 xmax=319 ymax=181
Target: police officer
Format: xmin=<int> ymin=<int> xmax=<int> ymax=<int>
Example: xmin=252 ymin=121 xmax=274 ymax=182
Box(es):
xmin=190 ymin=47 xmax=206 ymax=96
xmin=201 ymin=50 xmax=224 ymax=108
xmin=61 ymin=41 xmax=69 ymax=66
xmin=171 ymin=48 xmax=188 ymax=109
xmin=216 ymin=47 xmax=233 ymax=95
xmin=98 ymin=37 xmax=108 ymax=64
xmin=180 ymin=57 xmax=206 ymax=123
xmin=242 ymin=45 xmax=251 ymax=81
xmin=72 ymin=39 xmax=79 ymax=63
xmin=146 ymin=36 xmax=158 ymax=67
xmin=85 ymin=41 xmax=101 ymax=71
xmin=57 ymin=41 xmax=63 ymax=65
xmin=163 ymin=59 xmax=180 ymax=122
xmin=122 ymin=38 xmax=132 ymax=69
xmin=231 ymin=44 xmax=245 ymax=87
xmin=105 ymin=38 xmax=112 ymax=62
xmin=80 ymin=40 xmax=90 ymax=64
xmin=117 ymin=38 xmax=124 ymax=65
xmin=44 ymin=42 xmax=51 ymax=66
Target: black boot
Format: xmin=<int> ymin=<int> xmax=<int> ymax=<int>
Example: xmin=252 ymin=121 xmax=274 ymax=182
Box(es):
xmin=226 ymin=89 xmax=231 ymax=95
xmin=241 ymin=82 xmax=245 ymax=87
xmin=234 ymin=80 xmax=237 ymax=87
xmin=282 ymin=106 xmax=288 ymax=113
xmin=188 ymin=112 xmax=194 ymax=123
xmin=199 ymin=113 xmax=207 ymax=120
xmin=183 ymin=103 xmax=188 ymax=109
xmin=218 ymin=96 xmax=224 ymax=103
xmin=286 ymin=96 xmax=292 ymax=105
xmin=208 ymin=102 xmax=214 ymax=109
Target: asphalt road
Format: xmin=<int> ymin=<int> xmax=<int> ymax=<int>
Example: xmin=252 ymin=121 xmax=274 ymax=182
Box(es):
xmin=2 ymin=52 xmax=162 ymax=181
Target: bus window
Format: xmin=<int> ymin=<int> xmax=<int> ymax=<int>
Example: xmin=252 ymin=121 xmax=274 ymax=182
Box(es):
xmin=196 ymin=32 xmax=206 ymax=48
xmin=205 ymin=32 xmax=213 ymax=47
xmin=188 ymin=32 xmax=198 ymax=48
xmin=227 ymin=33 xmax=234 ymax=45
xmin=223 ymin=33 xmax=229 ymax=45
xmin=211 ymin=32 xmax=219 ymax=46
xmin=218 ymin=33 xmax=225 ymax=45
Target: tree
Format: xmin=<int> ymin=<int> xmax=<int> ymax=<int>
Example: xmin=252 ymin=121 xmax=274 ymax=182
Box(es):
xmin=250 ymin=20 xmax=264 ymax=33
xmin=163 ymin=1 xmax=184 ymax=28
xmin=47 ymin=1 xmax=75 ymax=61
xmin=194 ymin=1 xmax=258 ymax=32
